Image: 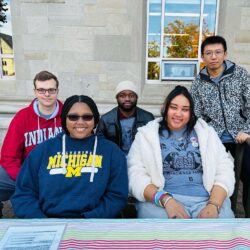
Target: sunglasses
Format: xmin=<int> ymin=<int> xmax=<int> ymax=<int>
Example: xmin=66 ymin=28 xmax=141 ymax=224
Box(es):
xmin=67 ymin=114 xmax=94 ymax=121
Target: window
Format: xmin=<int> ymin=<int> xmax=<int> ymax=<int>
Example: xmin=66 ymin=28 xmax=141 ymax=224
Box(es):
xmin=0 ymin=0 xmax=15 ymax=79
xmin=146 ymin=0 xmax=219 ymax=83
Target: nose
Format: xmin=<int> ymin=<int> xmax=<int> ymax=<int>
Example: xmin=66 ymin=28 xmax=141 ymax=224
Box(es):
xmin=211 ymin=52 xmax=217 ymax=58
xmin=124 ymin=96 xmax=131 ymax=101
xmin=175 ymin=109 xmax=182 ymax=116
xmin=76 ymin=117 xmax=85 ymax=123
xmin=44 ymin=91 xmax=50 ymax=96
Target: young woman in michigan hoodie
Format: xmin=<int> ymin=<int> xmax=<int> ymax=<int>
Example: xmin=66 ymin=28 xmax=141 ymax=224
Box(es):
xmin=11 ymin=95 xmax=128 ymax=218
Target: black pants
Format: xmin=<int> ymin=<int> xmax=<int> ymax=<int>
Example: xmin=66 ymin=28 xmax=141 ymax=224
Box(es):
xmin=121 ymin=196 xmax=137 ymax=218
xmin=223 ymin=143 xmax=250 ymax=217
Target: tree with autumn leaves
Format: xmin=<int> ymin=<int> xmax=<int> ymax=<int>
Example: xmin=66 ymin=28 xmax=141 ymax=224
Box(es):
xmin=147 ymin=19 xmax=200 ymax=79
xmin=164 ymin=19 xmax=199 ymax=58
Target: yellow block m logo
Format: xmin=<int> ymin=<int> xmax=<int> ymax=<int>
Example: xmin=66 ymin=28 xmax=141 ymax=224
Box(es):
xmin=65 ymin=166 xmax=82 ymax=177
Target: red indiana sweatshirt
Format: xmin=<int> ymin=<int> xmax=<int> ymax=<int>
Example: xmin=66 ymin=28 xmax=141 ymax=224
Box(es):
xmin=0 ymin=99 xmax=63 ymax=180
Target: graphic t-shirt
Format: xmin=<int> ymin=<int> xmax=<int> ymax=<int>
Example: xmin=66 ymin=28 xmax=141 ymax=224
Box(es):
xmin=160 ymin=128 xmax=209 ymax=197
xmin=120 ymin=117 xmax=135 ymax=155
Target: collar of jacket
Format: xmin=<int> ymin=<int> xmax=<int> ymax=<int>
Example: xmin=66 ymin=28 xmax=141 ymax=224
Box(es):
xmin=199 ymin=60 xmax=235 ymax=82
xmin=118 ymin=108 xmax=136 ymax=120
xmin=115 ymin=106 xmax=142 ymax=121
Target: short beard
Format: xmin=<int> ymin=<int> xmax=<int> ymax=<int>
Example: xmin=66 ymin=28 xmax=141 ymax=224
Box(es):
xmin=118 ymin=100 xmax=137 ymax=113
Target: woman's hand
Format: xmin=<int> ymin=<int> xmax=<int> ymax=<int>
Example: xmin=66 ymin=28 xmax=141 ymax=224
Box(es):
xmin=235 ymin=131 xmax=250 ymax=144
xmin=198 ymin=204 xmax=218 ymax=218
xmin=164 ymin=198 xmax=190 ymax=219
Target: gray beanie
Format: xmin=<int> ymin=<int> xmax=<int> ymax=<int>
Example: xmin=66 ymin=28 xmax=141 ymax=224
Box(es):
xmin=115 ymin=80 xmax=138 ymax=97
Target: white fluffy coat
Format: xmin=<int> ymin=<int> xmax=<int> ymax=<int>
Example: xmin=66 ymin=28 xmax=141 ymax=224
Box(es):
xmin=127 ymin=118 xmax=235 ymax=202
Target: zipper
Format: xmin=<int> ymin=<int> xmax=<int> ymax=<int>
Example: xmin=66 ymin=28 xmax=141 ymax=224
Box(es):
xmin=217 ymin=82 xmax=229 ymax=131
xmin=116 ymin=120 xmax=122 ymax=147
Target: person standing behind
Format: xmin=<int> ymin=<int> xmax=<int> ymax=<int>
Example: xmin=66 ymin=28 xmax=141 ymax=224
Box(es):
xmin=190 ymin=35 xmax=250 ymax=216
xmin=96 ymin=80 xmax=154 ymax=218
xmin=96 ymin=80 xmax=154 ymax=156
xmin=0 ymin=70 xmax=63 ymax=217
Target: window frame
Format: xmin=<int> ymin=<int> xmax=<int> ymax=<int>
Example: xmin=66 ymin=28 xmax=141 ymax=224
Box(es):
xmin=145 ymin=0 xmax=220 ymax=84
xmin=161 ymin=60 xmax=198 ymax=80
xmin=0 ymin=0 xmax=15 ymax=80
xmin=0 ymin=53 xmax=15 ymax=79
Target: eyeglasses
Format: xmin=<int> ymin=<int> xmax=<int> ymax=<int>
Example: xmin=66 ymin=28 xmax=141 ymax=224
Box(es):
xmin=67 ymin=114 xmax=94 ymax=121
xmin=36 ymin=88 xmax=58 ymax=94
xmin=203 ymin=50 xmax=224 ymax=57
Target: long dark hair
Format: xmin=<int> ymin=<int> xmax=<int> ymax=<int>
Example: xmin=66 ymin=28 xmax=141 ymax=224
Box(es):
xmin=160 ymin=85 xmax=197 ymax=134
xmin=61 ymin=95 xmax=100 ymax=135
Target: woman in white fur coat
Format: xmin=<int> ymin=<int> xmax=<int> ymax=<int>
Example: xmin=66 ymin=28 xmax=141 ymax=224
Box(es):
xmin=127 ymin=86 xmax=235 ymax=219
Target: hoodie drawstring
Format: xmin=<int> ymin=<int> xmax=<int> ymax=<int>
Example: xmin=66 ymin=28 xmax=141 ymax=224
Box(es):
xmin=62 ymin=134 xmax=67 ymax=174
xmin=61 ymin=134 xmax=98 ymax=181
xmin=90 ymin=136 xmax=97 ymax=182
xmin=37 ymin=116 xmax=40 ymax=131
xmin=37 ymin=114 xmax=57 ymax=138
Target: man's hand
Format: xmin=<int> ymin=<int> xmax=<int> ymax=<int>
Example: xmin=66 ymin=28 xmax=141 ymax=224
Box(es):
xmin=235 ymin=131 xmax=250 ymax=144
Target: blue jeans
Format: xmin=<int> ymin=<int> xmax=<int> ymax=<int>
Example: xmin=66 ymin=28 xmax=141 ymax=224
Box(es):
xmin=136 ymin=193 xmax=234 ymax=218
xmin=0 ymin=166 xmax=15 ymax=217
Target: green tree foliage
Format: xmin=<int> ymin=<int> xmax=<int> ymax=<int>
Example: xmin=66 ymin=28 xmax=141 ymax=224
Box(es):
xmin=148 ymin=40 xmax=160 ymax=58
xmin=148 ymin=62 xmax=160 ymax=80
xmin=0 ymin=0 xmax=7 ymax=26
xmin=147 ymin=40 xmax=160 ymax=80
xmin=164 ymin=19 xmax=199 ymax=58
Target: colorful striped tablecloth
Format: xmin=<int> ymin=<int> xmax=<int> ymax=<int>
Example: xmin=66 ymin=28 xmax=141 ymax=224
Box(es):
xmin=1 ymin=219 xmax=250 ymax=249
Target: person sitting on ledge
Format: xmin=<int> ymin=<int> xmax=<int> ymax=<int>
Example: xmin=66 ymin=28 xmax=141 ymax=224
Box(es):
xmin=127 ymin=86 xmax=235 ymax=219
xmin=0 ymin=70 xmax=63 ymax=218
xmin=11 ymin=95 xmax=128 ymax=218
